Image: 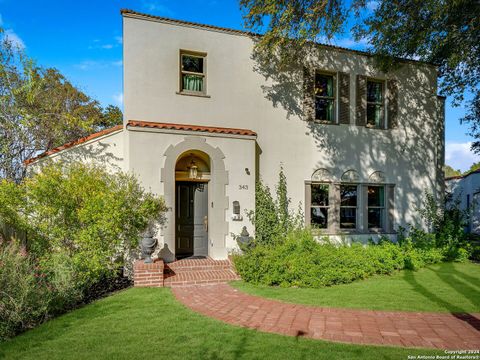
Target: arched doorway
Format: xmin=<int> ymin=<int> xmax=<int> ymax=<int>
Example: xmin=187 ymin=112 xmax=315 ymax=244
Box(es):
xmin=174 ymin=150 xmax=210 ymax=259
xmin=161 ymin=137 xmax=229 ymax=260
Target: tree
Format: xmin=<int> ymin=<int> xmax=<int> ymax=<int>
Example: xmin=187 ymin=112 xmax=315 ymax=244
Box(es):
xmin=465 ymin=162 xmax=480 ymax=174
xmin=443 ymin=165 xmax=461 ymax=178
xmin=240 ymin=0 xmax=479 ymax=148
xmin=0 ymin=29 xmax=122 ymax=182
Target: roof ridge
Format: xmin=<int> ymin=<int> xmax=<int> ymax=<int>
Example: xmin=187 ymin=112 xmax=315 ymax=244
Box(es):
xmin=120 ymin=8 xmax=436 ymax=67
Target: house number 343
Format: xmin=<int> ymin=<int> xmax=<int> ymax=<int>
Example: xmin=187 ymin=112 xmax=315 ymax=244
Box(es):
xmin=239 ymin=185 xmax=248 ymax=190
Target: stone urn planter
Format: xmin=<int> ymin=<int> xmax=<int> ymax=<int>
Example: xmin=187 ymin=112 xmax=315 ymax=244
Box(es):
xmin=140 ymin=226 xmax=157 ymax=263
xmin=236 ymin=226 xmax=254 ymax=252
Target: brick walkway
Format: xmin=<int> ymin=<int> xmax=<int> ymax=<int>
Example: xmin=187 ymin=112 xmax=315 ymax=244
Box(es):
xmin=173 ymin=284 xmax=480 ymax=349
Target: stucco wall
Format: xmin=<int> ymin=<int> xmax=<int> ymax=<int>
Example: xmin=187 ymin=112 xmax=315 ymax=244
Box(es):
xmin=28 ymin=130 xmax=126 ymax=173
xmin=123 ymin=15 xmax=443 ymax=233
xmin=126 ymin=127 xmax=256 ymax=258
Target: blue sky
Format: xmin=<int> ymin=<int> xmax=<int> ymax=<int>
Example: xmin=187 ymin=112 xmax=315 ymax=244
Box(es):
xmin=1 ymin=0 xmax=477 ymax=171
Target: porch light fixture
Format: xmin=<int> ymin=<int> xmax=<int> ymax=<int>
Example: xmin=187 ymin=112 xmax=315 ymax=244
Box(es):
xmin=188 ymin=154 xmax=199 ymax=179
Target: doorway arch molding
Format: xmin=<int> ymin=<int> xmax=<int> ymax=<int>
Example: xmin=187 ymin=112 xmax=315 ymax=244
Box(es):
xmin=161 ymin=136 xmax=229 ymax=259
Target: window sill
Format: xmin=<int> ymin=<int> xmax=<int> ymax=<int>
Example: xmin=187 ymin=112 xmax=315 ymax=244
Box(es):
xmin=365 ymin=124 xmax=386 ymax=130
xmin=313 ymin=119 xmax=338 ymax=125
xmin=176 ymin=91 xmax=211 ymax=98
xmin=310 ymin=228 xmax=396 ymax=236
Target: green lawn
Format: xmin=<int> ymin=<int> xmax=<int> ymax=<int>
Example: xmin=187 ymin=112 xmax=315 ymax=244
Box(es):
xmin=0 ymin=288 xmax=442 ymax=360
xmin=232 ymin=262 xmax=480 ymax=313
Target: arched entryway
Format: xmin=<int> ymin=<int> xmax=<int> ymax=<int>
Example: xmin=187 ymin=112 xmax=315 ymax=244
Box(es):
xmin=174 ymin=151 xmax=210 ymax=259
xmin=161 ymin=136 xmax=229 ymax=260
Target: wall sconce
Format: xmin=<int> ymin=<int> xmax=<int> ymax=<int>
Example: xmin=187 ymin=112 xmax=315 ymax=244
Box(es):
xmin=188 ymin=153 xmax=199 ymax=179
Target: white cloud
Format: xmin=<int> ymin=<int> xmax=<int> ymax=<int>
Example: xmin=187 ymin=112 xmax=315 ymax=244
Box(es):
xmin=75 ymin=60 xmax=122 ymax=70
xmin=366 ymin=1 xmax=379 ymax=11
xmin=332 ymin=36 xmax=369 ymax=50
xmin=101 ymin=44 xmax=114 ymax=49
xmin=112 ymin=92 xmax=123 ymax=106
xmin=445 ymin=142 xmax=480 ymax=172
xmin=3 ymin=29 xmax=25 ymax=49
xmin=142 ymin=1 xmax=174 ymax=16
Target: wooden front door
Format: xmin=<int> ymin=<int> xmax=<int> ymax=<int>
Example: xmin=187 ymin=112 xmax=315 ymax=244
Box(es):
xmin=175 ymin=182 xmax=208 ymax=259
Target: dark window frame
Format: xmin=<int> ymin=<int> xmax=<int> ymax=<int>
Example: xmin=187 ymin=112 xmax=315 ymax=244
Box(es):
xmin=314 ymin=72 xmax=336 ymax=123
xmin=340 ymin=183 xmax=358 ymax=230
xmin=179 ymin=50 xmax=208 ymax=96
xmin=366 ymin=79 xmax=385 ymax=129
xmin=310 ymin=183 xmax=330 ymax=229
xmin=367 ymin=185 xmax=386 ymax=230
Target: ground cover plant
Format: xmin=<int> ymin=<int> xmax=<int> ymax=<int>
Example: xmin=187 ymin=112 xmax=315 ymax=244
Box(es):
xmin=0 ymin=161 xmax=166 ymax=341
xmin=0 ymin=287 xmax=443 ymax=360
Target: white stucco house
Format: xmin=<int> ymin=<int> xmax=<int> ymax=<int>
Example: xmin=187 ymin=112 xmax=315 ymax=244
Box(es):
xmin=26 ymin=9 xmax=445 ymax=260
xmin=446 ymin=170 xmax=480 ymax=234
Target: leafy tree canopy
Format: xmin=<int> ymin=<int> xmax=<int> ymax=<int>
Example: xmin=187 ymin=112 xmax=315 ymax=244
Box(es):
xmin=465 ymin=161 xmax=480 ymax=175
xmin=443 ymin=165 xmax=461 ymax=178
xmin=240 ymin=0 xmax=479 ymax=149
xmin=0 ymin=29 xmax=122 ymax=182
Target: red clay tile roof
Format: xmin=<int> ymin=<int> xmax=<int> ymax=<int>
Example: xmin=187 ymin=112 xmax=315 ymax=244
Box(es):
xmin=24 ymin=121 xmax=256 ymax=166
xmin=120 ymin=9 xmax=436 ymax=67
xmin=127 ymin=120 xmax=257 ymax=136
xmin=24 ymin=125 xmax=123 ymax=165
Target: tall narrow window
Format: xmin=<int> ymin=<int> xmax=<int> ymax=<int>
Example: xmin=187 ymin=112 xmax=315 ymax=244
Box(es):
xmin=368 ymin=186 xmax=385 ymax=229
xmin=340 ymin=185 xmax=357 ymax=229
xmin=311 ymin=184 xmax=329 ymax=228
xmin=315 ymin=73 xmax=335 ymax=122
xmin=366 ymin=80 xmax=384 ymax=128
xmin=180 ymin=51 xmax=206 ymax=94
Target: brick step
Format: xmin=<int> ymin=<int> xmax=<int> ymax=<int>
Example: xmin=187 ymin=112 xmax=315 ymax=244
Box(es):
xmin=164 ymin=258 xmax=235 ymax=273
xmin=163 ymin=269 xmax=240 ymax=287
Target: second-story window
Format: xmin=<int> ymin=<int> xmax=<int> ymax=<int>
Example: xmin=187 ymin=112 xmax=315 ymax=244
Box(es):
xmin=180 ymin=51 xmax=206 ymax=94
xmin=366 ymin=80 xmax=384 ymax=128
xmin=315 ymin=73 xmax=335 ymax=122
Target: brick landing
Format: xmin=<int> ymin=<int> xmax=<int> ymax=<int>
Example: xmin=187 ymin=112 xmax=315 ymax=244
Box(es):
xmin=134 ymin=257 xmax=239 ymax=287
xmin=173 ymin=283 xmax=480 ymax=350
xmin=164 ymin=257 xmax=240 ymax=287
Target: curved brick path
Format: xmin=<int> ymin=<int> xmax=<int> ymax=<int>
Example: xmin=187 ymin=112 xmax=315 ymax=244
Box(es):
xmin=173 ymin=284 xmax=480 ymax=349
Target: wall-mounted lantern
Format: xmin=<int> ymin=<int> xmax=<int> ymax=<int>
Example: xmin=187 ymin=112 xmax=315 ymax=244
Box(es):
xmin=188 ymin=154 xmax=199 ymax=179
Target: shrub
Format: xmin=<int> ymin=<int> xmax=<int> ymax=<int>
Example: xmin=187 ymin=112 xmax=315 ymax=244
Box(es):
xmin=233 ymin=229 xmax=444 ymax=288
xmin=413 ymin=192 xmax=470 ymax=261
xmin=246 ymin=166 xmax=303 ymax=246
xmin=3 ymin=162 xmax=167 ymax=291
xmin=0 ymin=162 xmax=167 ymax=340
xmin=0 ymin=241 xmax=50 ymax=341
